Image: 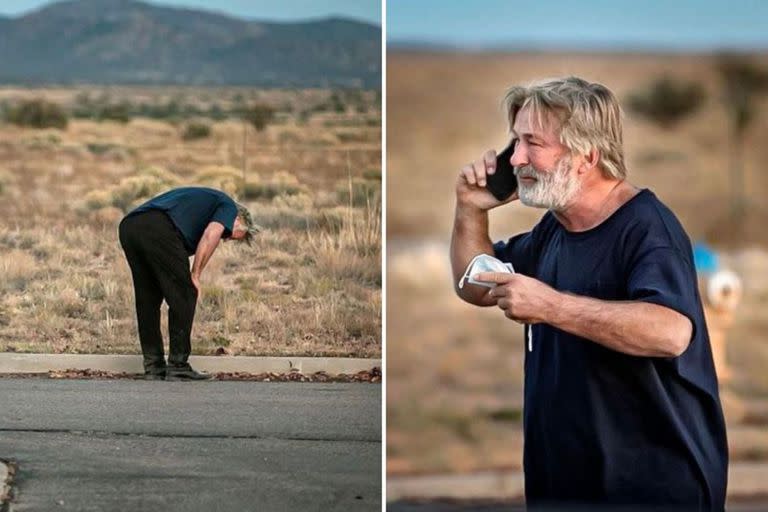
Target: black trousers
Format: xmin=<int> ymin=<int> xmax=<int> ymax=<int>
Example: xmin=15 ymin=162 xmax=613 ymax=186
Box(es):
xmin=118 ymin=210 xmax=198 ymax=369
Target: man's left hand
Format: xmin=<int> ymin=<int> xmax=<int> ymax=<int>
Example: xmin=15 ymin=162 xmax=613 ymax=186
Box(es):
xmin=473 ymin=272 xmax=561 ymax=324
xmin=191 ymin=274 xmax=201 ymax=298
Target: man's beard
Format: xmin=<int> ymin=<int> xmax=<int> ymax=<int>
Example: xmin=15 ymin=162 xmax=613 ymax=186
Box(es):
xmin=514 ymin=154 xmax=580 ymax=211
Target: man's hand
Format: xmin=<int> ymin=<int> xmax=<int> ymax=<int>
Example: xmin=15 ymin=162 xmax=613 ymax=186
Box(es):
xmin=456 ymin=149 xmax=518 ymax=212
xmin=191 ymin=274 xmax=201 ymax=297
xmin=474 ymin=272 xmax=561 ymax=324
xmin=190 ymin=221 xmax=225 ymax=298
xmin=477 ymin=271 xmax=693 ymax=357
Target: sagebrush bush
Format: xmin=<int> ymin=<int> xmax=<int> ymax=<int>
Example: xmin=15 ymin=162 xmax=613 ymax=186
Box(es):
xmin=336 ymin=178 xmax=381 ymax=207
xmin=242 ymin=171 xmax=303 ymax=200
xmin=182 ymin=122 xmax=211 ymax=140
xmin=195 ymin=165 xmax=244 ymax=197
xmin=6 ymin=99 xmax=68 ymax=129
xmin=97 ymin=103 xmax=131 ymax=123
xmin=241 ymin=104 xmax=275 ymax=131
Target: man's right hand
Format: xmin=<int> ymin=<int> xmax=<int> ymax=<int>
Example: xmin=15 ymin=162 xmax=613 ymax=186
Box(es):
xmin=191 ymin=274 xmax=201 ymax=297
xmin=456 ymin=149 xmax=518 ymax=211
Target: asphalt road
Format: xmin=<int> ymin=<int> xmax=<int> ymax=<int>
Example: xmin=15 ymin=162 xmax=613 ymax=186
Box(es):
xmin=0 ymin=379 xmax=381 ymax=511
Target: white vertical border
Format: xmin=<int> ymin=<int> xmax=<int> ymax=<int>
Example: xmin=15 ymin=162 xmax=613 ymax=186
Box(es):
xmin=380 ymin=0 xmax=387 ymax=509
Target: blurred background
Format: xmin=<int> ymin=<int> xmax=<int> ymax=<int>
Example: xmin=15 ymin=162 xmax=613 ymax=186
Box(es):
xmin=386 ymin=0 xmax=768 ymax=508
xmin=0 ymin=0 xmax=381 ymax=359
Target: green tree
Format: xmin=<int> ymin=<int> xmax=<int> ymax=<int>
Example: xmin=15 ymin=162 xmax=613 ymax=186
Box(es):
xmin=242 ymin=104 xmax=275 ymax=131
xmin=626 ymin=76 xmax=706 ymax=129
xmin=717 ymin=55 xmax=768 ymax=219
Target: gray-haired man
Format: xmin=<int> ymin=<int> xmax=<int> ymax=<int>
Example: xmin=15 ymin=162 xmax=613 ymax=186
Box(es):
xmin=452 ymin=77 xmax=727 ymax=510
xmin=118 ymin=187 xmax=259 ymax=380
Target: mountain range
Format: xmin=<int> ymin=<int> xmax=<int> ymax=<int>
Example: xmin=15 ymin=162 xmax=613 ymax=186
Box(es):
xmin=0 ymin=0 xmax=381 ymax=87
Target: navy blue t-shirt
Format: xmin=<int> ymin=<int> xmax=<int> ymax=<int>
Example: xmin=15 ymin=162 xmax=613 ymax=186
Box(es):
xmin=126 ymin=187 xmax=237 ymax=255
xmin=493 ymin=189 xmax=727 ymax=510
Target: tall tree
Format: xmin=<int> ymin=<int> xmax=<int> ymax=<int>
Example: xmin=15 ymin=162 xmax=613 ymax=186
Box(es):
xmin=717 ymin=56 xmax=768 ymax=220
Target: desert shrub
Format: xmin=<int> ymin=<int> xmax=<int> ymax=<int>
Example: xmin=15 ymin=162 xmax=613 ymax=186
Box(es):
xmin=86 ymin=142 xmax=121 ymax=155
xmin=110 ymin=176 xmax=163 ymax=212
xmin=51 ymin=288 xmax=87 ymax=319
xmin=306 ymin=200 xmax=381 ymax=286
xmin=136 ymin=166 xmax=181 ymax=184
xmin=276 ymin=127 xmax=302 ymax=145
xmin=98 ymin=102 xmax=132 ymax=123
xmin=329 ymin=91 xmax=346 ymax=113
xmin=242 ymin=171 xmax=303 ymax=200
xmin=241 ymin=104 xmax=275 ymax=131
xmin=254 ymin=201 xmax=345 ymax=233
xmin=336 ymin=130 xmax=370 ymax=144
xmin=182 ymin=122 xmax=211 ymax=140
xmin=23 ymin=132 xmax=61 ymax=150
xmin=6 ymin=99 xmax=68 ymax=129
xmin=195 ymin=165 xmax=243 ymax=196
xmin=336 ymin=178 xmax=381 ymax=207
xmin=626 ymin=77 xmax=706 ymax=128
xmin=363 ymin=168 xmax=381 ymax=181
xmin=78 ymin=167 xmax=180 ymax=213
xmin=82 ymin=190 xmax=112 ymax=211
xmin=0 ymin=249 xmax=38 ymax=292
xmin=207 ymin=104 xmax=227 ymax=120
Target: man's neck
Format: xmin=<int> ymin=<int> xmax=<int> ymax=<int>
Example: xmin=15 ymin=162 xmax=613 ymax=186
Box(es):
xmin=552 ymin=179 xmax=639 ymax=232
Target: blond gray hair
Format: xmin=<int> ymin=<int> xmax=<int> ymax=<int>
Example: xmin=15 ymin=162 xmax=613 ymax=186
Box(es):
xmin=503 ymin=76 xmax=626 ymax=180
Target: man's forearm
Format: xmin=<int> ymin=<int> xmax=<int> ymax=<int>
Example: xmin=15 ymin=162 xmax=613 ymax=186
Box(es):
xmin=191 ymin=234 xmax=220 ymax=279
xmin=450 ymin=204 xmax=496 ymax=306
xmin=546 ymin=292 xmax=692 ymax=358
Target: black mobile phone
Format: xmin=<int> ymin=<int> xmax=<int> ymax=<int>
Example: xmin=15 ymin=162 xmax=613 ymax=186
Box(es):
xmin=486 ymin=138 xmax=518 ymax=201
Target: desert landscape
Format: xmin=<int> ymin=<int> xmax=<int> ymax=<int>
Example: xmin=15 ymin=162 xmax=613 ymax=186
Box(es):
xmin=386 ymin=51 xmax=768 ymax=482
xmin=0 ymin=86 xmax=382 ymax=358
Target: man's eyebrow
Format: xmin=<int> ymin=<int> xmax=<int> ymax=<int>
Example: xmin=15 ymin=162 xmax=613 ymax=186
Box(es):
xmin=511 ymin=128 xmax=545 ymax=141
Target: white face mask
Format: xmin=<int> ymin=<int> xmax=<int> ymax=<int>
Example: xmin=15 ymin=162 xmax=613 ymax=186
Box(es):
xmin=459 ymin=253 xmax=515 ymax=289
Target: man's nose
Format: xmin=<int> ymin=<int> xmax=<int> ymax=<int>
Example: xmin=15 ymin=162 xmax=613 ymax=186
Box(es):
xmin=510 ymin=140 xmax=528 ymax=167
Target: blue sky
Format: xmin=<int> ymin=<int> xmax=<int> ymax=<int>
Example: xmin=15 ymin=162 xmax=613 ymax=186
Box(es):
xmin=388 ymin=0 xmax=768 ymax=51
xmin=0 ymin=0 xmax=381 ymax=25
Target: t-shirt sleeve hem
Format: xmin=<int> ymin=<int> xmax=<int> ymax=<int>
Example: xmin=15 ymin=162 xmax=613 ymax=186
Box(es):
xmin=634 ymin=294 xmax=698 ymax=359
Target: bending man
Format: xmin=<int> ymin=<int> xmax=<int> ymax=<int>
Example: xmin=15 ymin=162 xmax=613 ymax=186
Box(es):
xmin=119 ymin=187 xmax=258 ymax=380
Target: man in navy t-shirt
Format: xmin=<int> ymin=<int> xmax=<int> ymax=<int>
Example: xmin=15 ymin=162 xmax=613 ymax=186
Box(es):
xmin=119 ymin=187 xmax=259 ymax=380
xmin=450 ymin=77 xmax=727 ymax=510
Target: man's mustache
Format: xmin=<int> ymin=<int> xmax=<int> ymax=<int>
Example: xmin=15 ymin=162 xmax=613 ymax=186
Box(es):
xmin=514 ymin=166 xmax=539 ymax=179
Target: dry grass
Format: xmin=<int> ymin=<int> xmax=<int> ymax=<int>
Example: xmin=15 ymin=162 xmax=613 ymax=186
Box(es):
xmin=386 ymin=51 xmax=768 ymax=476
xmin=0 ymin=86 xmax=381 ymax=358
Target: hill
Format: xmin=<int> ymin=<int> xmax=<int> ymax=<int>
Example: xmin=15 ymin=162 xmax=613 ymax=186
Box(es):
xmin=0 ymin=0 xmax=381 ymax=87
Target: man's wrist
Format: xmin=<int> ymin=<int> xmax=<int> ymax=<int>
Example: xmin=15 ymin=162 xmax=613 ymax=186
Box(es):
xmin=455 ymin=201 xmax=489 ymax=221
xmin=544 ymin=288 xmax=567 ymax=325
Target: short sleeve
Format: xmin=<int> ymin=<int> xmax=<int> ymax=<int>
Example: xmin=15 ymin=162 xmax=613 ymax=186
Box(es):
xmin=210 ymin=199 xmax=237 ymax=238
xmin=627 ymin=246 xmax=699 ymax=339
xmin=493 ymin=231 xmax=534 ymax=276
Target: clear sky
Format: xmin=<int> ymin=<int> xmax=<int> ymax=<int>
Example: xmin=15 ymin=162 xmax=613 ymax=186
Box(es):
xmin=0 ymin=0 xmax=381 ymax=25
xmin=388 ymin=0 xmax=768 ymax=51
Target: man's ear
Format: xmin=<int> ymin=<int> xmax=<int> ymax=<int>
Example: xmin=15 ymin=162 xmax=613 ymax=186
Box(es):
xmin=578 ymin=148 xmax=600 ymax=175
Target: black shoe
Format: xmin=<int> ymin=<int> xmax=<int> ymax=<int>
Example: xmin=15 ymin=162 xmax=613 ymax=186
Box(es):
xmin=166 ymin=364 xmax=212 ymax=381
xmin=144 ymin=362 xmax=165 ymax=380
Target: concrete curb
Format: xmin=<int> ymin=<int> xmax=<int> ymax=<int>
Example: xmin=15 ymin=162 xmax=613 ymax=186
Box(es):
xmin=0 ymin=353 xmax=380 ymax=375
xmin=387 ymin=462 xmax=768 ymax=503
xmin=387 ymin=471 xmax=523 ymax=502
